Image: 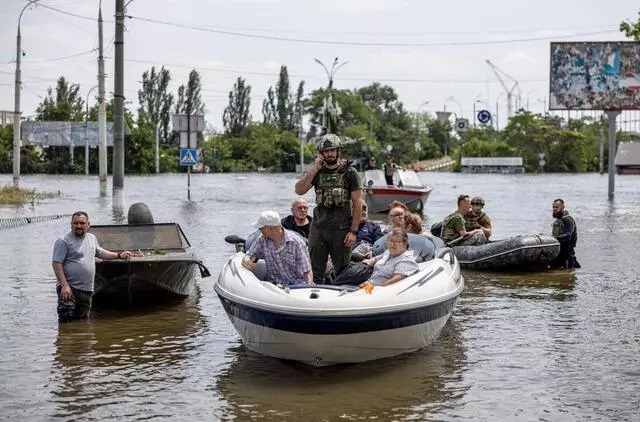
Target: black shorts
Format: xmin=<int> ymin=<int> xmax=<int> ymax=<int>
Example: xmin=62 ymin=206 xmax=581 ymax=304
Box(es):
xmin=56 ymin=285 xmax=93 ymax=323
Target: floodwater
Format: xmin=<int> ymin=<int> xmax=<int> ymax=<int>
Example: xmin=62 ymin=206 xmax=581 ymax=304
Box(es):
xmin=0 ymin=172 xmax=638 ymax=421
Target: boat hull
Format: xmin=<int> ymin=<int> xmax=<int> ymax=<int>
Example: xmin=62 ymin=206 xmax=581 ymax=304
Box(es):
xmin=215 ymin=251 xmax=463 ymax=366
xmin=453 ymin=234 xmax=561 ymax=271
xmin=218 ymin=294 xmax=457 ymax=366
xmin=362 ymin=169 xmax=432 ymax=213
xmin=94 ymin=256 xmax=200 ymax=304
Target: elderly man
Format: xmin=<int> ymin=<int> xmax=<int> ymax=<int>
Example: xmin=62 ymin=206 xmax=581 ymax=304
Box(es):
xmin=281 ymin=198 xmax=312 ymax=239
xmin=243 ymin=210 xmax=313 ymax=286
xmin=441 ymin=194 xmax=486 ymax=246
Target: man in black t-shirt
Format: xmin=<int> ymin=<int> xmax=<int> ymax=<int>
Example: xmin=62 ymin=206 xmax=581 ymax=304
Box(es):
xmin=281 ymin=198 xmax=312 ymax=239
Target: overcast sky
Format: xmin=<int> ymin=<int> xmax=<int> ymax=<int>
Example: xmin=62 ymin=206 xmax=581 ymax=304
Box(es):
xmin=0 ymin=0 xmax=636 ymax=131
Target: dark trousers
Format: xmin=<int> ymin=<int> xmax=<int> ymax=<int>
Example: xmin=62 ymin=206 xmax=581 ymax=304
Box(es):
xmin=384 ymin=175 xmax=394 ymax=186
xmin=549 ymin=245 xmax=581 ymax=269
xmin=308 ymin=225 xmax=352 ymax=284
xmin=57 ymin=285 xmax=93 ymax=323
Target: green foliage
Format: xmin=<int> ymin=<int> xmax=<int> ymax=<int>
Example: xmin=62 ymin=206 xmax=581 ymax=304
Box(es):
xmin=262 ymin=66 xmax=305 ymax=132
xmin=138 ymin=66 xmax=174 ymax=143
xmin=35 ymin=76 xmax=85 ymax=121
xmin=620 ymin=11 xmax=640 ymax=40
xmin=223 ymin=77 xmax=252 ymax=135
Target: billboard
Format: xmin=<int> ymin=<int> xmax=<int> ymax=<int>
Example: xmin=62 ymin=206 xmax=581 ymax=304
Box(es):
xmin=21 ymin=121 xmax=128 ymax=147
xmin=549 ymin=42 xmax=640 ymax=110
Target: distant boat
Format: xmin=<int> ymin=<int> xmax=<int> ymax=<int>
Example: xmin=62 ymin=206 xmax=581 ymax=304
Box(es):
xmin=91 ymin=203 xmax=210 ymax=305
xmin=362 ymin=169 xmax=432 ymax=213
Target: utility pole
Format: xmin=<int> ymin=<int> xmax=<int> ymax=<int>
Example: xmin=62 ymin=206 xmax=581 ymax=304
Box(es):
xmin=13 ymin=1 xmax=39 ymax=187
xmin=85 ymin=85 xmax=98 ymax=175
xmin=113 ymin=0 xmax=125 ymax=192
xmin=98 ymin=1 xmax=107 ymax=194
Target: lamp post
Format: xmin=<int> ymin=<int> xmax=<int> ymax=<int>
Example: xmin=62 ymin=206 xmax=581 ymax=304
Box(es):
xmin=444 ymin=96 xmax=464 ymax=117
xmin=416 ymin=100 xmax=429 ymax=133
xmin=315 ymin=57 xmax=348 ymax=133
xmin=85 ymin=85 xmax=98 ymax=175
xmin=13 ymin=0 xmax=40 ymax=188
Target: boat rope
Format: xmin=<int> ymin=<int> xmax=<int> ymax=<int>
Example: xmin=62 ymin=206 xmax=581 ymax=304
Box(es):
xmin=0 ymin=214 xmax=71 ymax=229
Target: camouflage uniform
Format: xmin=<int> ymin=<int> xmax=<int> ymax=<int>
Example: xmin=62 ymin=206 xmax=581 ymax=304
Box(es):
xmin=464 ymin=211 xmax=492 ymax=239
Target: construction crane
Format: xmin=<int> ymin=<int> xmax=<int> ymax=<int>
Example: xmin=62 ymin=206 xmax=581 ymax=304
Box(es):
xmin=486 ymin=59 xmax=520 ymax=121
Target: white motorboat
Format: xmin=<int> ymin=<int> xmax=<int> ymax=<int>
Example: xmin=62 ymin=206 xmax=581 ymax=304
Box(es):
xmin=214 ymin=244 xmax=463 ymax=367
xmin=362 ymin=169 xmax=432 ymax=213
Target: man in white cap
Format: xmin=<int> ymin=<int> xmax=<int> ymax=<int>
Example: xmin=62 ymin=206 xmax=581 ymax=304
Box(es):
xmin=242 ymin=210 xmax=313 ymax=286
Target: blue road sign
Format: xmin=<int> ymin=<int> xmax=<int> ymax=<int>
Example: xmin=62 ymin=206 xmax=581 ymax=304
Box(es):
xmin=477 ymin=110 xmax=492 ymax=124
xmin=180 ymin=148 xmax=198 ymax=166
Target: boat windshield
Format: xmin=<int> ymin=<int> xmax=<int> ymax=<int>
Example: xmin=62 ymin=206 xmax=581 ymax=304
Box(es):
xmin=89 ymin=223 xmax=190 ymax=251
xmin=396 ymin=170 xmax=423 ymax=188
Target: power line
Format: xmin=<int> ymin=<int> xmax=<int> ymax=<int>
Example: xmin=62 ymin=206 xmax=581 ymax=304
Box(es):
xmin=127 ymin=15 xmax=619 ymax=47
xmin=30 ymin=3 xmax=621 ymax=47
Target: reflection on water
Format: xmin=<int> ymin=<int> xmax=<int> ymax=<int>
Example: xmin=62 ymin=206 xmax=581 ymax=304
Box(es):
xmin=215 ymin=321 xmax=466 ymax=421
xmin=467 ymin=269 xmax=577 ymax=301
xmin=50 ymin=291 xmax=206 ymax=420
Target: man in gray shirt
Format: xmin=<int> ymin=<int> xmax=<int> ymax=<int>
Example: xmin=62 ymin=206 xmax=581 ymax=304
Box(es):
xmin=52 ymin=211 xmax=132 ymax=323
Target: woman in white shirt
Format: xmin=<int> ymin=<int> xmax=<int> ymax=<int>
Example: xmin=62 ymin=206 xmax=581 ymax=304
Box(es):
xmin=359 ymin=228 xmax=419 ymax=292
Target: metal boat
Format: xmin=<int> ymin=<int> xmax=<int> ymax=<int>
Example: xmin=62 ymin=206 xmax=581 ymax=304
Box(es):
xmin=215 ymin=242 xmax=463 ymax=367
xmin=90 ymin=208 xmax=210 ymax=305
xmin=362 ymin=169 xmax=432 ymax=213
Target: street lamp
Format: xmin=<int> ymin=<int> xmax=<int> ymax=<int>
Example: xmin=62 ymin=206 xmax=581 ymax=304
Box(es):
xmin=85 ymin=85 xmax=98 ymax=175
xmin=444 ymin=96 xmax=464 ymax=117
xmin=314 ymin=57 xmax=349 ymax=90
xmin=315 ymin=57 xmax=348 ymax=134
xmin=13 ymin=0 xmax=40 ymax=188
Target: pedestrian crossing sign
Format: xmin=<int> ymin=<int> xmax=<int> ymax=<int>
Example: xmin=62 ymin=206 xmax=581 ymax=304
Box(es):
xmin=180 ymin=148 xmax=198 ymax=166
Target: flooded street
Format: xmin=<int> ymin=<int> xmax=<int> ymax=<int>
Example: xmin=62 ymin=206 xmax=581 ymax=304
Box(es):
xmin=1 ymin=172 xmax=639 ymax=420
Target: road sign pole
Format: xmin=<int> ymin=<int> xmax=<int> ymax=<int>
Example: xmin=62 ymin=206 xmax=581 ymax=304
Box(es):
xmin=187 ymin=110 xmax=191 ymax=201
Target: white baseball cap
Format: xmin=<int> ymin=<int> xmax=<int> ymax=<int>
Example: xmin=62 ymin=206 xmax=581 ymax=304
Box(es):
xmin=252 ymin=210 xmax=282 ymax=229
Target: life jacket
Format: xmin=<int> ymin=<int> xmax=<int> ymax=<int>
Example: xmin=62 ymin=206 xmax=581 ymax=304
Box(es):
xmin=315 ymin=161 xmax=353 ymax=209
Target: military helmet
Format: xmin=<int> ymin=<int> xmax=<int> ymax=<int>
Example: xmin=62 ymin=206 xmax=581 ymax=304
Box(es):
xmin=471 ymin=196 xmax=485 ymax=206
xmin=316 ymin=134 xmax=343 ymax=152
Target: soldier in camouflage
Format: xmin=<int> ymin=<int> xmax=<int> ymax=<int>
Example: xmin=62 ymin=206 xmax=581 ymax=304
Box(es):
xmin=441 ymin=194 xmax=486 ymax=246
xmin=549 ymin=198 xmax=580 ymax=269
xmin=464 ymin=196 xmax=492 ymax=239
xmin=295 ymin=134 xmax=363 ymax=283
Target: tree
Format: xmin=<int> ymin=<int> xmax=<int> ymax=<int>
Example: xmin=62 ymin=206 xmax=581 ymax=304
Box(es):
xmin=262 ymin=65 xmax=305 ymax=132
xmin=138 ymin=66 xmax=174 ymax=143
xmin=223 ymin=77 xmax=252 ymax=135
xmin=35 ymin=76 xmax=84 ymax=121
xmin=620 ymin=11 xmax=640 ymax=40
xmin=175 ymin=69 xmax=205 ymax=115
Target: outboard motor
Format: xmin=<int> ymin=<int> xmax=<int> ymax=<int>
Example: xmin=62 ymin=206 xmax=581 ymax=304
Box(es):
xmin=127 ymin=202 xmax=154 ymax=225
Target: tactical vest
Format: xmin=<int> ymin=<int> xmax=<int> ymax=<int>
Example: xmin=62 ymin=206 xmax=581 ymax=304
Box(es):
xmin=552 ymin=212 xmax=578 ymax=247
xmin=464 ymin=211 xmax=485 ymax=231
xmin=315 ymin=163 xmax=351 ymax=209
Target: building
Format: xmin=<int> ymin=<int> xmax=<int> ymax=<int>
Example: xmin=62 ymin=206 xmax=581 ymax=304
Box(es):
xmin=461 ymin=157 xmax=524 ymax=173
xmin=615 ymin=142 xmax=640 ymax=175
xmin=0 ymin=110 xmax=19 ymax=127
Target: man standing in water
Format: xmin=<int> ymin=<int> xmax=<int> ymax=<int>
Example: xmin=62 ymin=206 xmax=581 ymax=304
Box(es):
xmin=52 ymin=211 xmax=132 ymax=323
xmin=295 ymin=134 xmax=363 ymax=283
xmin=549 ymin=198 xmax=580 ymax=269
